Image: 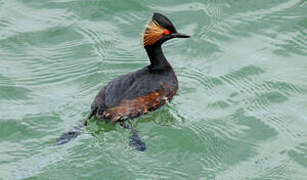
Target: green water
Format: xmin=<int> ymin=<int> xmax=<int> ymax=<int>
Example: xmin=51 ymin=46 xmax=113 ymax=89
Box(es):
xmin=1 ymin=0 xmax=307 ymax=179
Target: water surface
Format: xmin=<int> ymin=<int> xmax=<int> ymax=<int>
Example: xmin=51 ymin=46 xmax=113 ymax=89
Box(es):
xmin=1 ymin=0 xmax=307 ymax=179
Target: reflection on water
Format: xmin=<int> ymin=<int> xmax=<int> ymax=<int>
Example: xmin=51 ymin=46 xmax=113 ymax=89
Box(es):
xmin=0 ymin=0 xmax=307 ymax=179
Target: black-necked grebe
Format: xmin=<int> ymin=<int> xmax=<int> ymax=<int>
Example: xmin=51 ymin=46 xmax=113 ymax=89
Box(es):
xmin=55 ymin=13 xmax=190 ymax=151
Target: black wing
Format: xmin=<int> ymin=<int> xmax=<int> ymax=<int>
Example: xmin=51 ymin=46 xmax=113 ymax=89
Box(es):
xmin=93 ymin=67 xmax=171 ymax=110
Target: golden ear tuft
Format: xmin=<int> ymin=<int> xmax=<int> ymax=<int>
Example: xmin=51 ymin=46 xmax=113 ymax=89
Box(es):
xmin=142 ymin=20 xmax=166 ymax=46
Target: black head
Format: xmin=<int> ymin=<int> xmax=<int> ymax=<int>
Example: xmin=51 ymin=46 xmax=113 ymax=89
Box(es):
xmin=152 ymin=13 xmax=176 ymax=33
xmin=143 ymin=13 xmax=190 ymax=47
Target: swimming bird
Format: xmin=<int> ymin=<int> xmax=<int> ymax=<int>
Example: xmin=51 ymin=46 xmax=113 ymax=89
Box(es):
xmin=55 ymin=13 xmax=190 ymax=151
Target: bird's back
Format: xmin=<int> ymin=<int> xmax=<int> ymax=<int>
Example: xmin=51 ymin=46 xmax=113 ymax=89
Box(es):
xmin=92 ymin=66 xmax=178 ymax=122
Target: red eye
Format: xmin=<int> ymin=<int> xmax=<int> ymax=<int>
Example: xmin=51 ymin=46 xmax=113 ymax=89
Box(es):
xmin=163 ymin=29 xmax=170 ymax=35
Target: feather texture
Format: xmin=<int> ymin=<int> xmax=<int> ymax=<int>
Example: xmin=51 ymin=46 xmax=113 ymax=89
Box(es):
xmin=143 ymin=20 xmax=166 ymax=46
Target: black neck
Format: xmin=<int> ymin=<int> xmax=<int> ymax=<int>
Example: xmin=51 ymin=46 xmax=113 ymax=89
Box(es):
xmin=145 ymin=45 xmax=171 ymax=70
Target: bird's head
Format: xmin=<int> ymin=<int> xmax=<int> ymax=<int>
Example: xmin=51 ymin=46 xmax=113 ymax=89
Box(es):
xmin=142 ymin=13 xmax=190 ymax=47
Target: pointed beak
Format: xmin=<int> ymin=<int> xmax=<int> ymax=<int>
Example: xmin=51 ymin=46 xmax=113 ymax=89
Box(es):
xmin=172 ymin=32 xmax=190 ymax=38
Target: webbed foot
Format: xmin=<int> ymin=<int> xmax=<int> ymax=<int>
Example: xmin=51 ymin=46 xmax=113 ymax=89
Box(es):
xmin=129 ymin=132 xmax=146 ymax=151
xmin=54 ymin=125 xmax=81 ymax=145
xmin=120 ymin=121 xmax=146 ymax=151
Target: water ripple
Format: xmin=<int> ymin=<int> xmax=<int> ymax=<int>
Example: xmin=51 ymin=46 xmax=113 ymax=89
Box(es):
xmin=1 ymin=0 xmax=307 ymax=179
